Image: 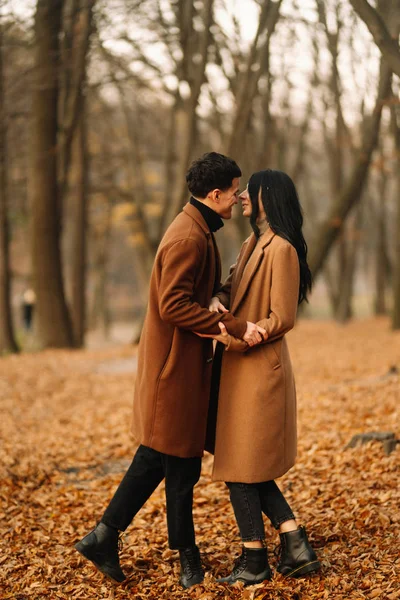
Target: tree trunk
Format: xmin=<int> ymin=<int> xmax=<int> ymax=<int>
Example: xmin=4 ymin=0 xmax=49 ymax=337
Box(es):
xmin=89 ymin=194 xmax=113 ymax=337
xmin=30 ymin=0 xmax=73 ymax=348
xmin=58 ymin=0 xmax=94 ymax=204
xmin=0 ymin=21 xmax=18 ymax=354
xmin=374 ymin=153 xmax=388 ymax=315
xmin=69 ymin=102 xmax=88 ymax=347
xmin=391 ymin=97 xmax=400 ymax=329
xmin=335 ymin=207 xmax=362 ymax=323
xmin=65 ymin=0 xmax=94 ymax=347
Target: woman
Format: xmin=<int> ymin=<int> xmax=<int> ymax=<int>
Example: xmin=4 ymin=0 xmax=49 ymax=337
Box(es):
xmin=202 ymin=169 xmax=320 ymax=585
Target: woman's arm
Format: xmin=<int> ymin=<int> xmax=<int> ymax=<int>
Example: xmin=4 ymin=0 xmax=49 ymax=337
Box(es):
xmin=256 ymin=243 xmax=300 ymax=340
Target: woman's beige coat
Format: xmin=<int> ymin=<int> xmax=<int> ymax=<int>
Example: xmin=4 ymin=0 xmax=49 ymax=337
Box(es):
xmin=209 ymin=228 xmax=300 ymax=483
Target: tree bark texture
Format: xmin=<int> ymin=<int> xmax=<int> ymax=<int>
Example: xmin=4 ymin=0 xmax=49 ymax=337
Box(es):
xmin=30 ymin=0 xmax=73 ymax=348
xmin=65 ymin=0 xmax=94 ymax=347
xmin=374 ymin=153 xmax=389 ymax=315
xmin=349 ymin=0 xmax=400 ymax=78
xmin=335 ymin=208 xmax=362 ymax=323
xmin=0 ymin=22 xmax=18 ymax=353
xmin=391 ymin=99 xmax=400 ymax=329
xmin=69 ymin=102 xmax=88 ymax=347
xmin=58 ymin=0 xmax=94 ymax=204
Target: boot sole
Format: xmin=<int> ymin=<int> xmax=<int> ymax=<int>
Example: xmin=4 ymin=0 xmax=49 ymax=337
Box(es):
xmin=180 ymin=576 xmax=204 ymax=589
xmin=284 ymin=560 xmax=321 ymax=578
xmin=75 ymin=542 xmax=126 ymax=584
xmin=217 ymin=572 xmax=272 ymax=586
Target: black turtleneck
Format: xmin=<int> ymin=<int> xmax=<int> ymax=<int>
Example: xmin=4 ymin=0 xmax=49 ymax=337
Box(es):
xmin=189 ymin=197 xmax=224 ymax=233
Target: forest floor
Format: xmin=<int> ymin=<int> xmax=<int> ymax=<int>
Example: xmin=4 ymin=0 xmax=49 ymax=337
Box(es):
xmin=0 ymin=317 xmax=399 ymax=600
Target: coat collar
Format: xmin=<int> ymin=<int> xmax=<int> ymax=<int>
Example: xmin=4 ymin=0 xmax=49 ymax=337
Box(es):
xmin=189 ymin=197 xmax=224 ymax=232
xmin=183 ymin=202 xmax=211 ymax=236
xmin=231 ymin=228 xmax=275 ymax=313
xmin=183 ymin=202 xmax=221 ymax=298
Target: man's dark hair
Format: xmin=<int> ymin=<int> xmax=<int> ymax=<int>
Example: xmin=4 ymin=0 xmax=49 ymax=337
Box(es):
xmin=186 ymin=152 xmax=241 ymax=198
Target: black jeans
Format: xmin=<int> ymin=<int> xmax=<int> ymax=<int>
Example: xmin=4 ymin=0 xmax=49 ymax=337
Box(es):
xmin=101 ymin=445 xmax=201 ymax=549
xmin=226 ymin=481 xmax=295 ymax=542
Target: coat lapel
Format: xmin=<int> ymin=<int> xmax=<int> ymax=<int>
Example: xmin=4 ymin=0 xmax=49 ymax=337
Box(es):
xmin=231 ymin=229 xmax=276 ymax=314
xmin=231 ymin=234 xmax=256 ymax=301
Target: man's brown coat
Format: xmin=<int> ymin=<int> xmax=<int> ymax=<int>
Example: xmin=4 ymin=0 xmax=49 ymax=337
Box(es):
xmin=132 ymin=203 xmax=247 ymax=458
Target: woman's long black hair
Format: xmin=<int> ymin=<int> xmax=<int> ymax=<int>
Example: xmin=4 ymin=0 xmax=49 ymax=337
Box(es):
xmin=248 ymin=169 xmax=312 ymax=304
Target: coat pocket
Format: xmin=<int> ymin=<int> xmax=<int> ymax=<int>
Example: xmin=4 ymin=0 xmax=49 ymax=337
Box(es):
xmin=260 ymin=340 xmax=281 ymax=370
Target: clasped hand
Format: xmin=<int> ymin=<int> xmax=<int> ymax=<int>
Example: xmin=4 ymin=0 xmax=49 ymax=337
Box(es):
xmin=195 ymin=296 xmax=266 ymax=347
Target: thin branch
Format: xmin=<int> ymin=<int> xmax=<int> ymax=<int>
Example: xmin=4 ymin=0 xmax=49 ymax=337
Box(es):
xmin=349 ymin=0 xmax=400 ymax=77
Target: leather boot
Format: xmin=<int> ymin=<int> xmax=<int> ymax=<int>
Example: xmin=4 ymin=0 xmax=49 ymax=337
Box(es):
xmin=75 ymin=522 xmax=126 ymax=583
xmin=179 ymin=546 xmax=204 ymax=588
xmin=218 ymin=546 xmax=272 ymax=586
xmin=277 ymin=526 xmax=320 ymax=578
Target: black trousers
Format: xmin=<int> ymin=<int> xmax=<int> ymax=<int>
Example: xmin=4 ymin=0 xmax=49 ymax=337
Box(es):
xmin=226 ymin=481 xmax=295 ymax=542
xmin=101 ymin=445 xmax=201 ymax=549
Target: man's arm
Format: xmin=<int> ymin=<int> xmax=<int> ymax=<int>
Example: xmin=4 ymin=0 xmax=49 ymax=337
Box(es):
xmin=158 ymin=238 xmax=247 ymax=337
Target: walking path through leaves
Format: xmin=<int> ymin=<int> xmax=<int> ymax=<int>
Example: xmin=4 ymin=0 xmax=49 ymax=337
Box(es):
xmin=1 ymin=318 xmax=399 ymax=599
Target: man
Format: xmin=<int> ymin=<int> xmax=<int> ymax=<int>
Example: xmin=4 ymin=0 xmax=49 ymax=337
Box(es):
xmin=75 ymin=152 xmax=265 ymax=588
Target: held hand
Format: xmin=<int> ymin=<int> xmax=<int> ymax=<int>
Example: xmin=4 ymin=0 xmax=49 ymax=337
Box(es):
xmin=213 ymin=322 xmax=230 ymax=345
xmin=193 ymin=322 xmax=230 ymax=345
xmin=209 ymin=296 xmax=229 ymax=313
xmin=243 ymin=321 xmax=267 ymax=347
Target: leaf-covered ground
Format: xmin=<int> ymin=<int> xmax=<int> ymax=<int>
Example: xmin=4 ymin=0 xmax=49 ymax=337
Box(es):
xmin=1 ymin=317 xmax=399 ymax=600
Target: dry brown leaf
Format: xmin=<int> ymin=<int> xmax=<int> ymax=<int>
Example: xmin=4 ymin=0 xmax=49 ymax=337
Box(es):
xmin=0 ymin=319 xmax=399 ymax=599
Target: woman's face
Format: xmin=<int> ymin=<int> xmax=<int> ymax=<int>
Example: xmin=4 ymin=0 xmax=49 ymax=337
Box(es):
xmin=239 ymin=186 xmax=252 ymax=218
xmin=239 ymin=187 xmax=267 ymax=221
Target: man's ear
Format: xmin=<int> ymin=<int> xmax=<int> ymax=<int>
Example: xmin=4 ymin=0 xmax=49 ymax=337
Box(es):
xmin=208 ymin=189 xmax=220 ymax=204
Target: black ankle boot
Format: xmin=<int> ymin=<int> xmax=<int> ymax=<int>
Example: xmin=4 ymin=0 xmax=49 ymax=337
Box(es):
xmin=277 ymin=526 xmax=320 ymax=578
xmin=179 ymin=546 xmax=204 ymax=588
xmin=75 ymin=522 xmax=126 ymax=583
xmin=218 ymin=546 xmax=272 ymax=586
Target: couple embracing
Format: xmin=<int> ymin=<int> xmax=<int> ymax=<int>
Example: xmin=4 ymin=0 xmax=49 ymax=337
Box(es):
xmin=75 ymin=152 xmax=321 ymax=588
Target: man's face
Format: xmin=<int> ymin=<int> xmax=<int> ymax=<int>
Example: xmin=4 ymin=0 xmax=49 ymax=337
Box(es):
xmin=212 ymin=177 xmax=240 ymax=219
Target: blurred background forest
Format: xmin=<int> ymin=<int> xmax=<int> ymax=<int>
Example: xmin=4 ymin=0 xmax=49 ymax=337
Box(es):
xmin=0 ymin=0 xmax=400 ymax=352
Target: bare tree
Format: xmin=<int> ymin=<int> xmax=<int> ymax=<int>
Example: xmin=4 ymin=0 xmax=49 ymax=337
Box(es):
xmin=372 ymin=146 xmax=390 ymax=315
xmin=30 ymin=0 xmax=73 ymax=348
xmin=69 ymin=102 xmax=88 ymax=346
xmin=0 ymin=16 xmax=18 ymax=353
xmin=158 ymin=0 xmax=215 ymax=234
xmin=225 ymin=0 xmax=282 ymax=161
xmin=308 ymin=51 xmax=392 ymax=279
xmin=349 ymin=0 xmax=400 ymax=78
xmin=64 ymin=0 xmax=95 ymax=347
xmin=59 ymin=0 xmax=95 ymax=203
xmin=391 ymin=89 xmax=400 ymax=329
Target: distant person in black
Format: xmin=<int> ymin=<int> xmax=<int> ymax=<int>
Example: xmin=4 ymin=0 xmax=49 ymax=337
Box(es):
xmin=21 ymin=289 xmax=36 ymax=330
